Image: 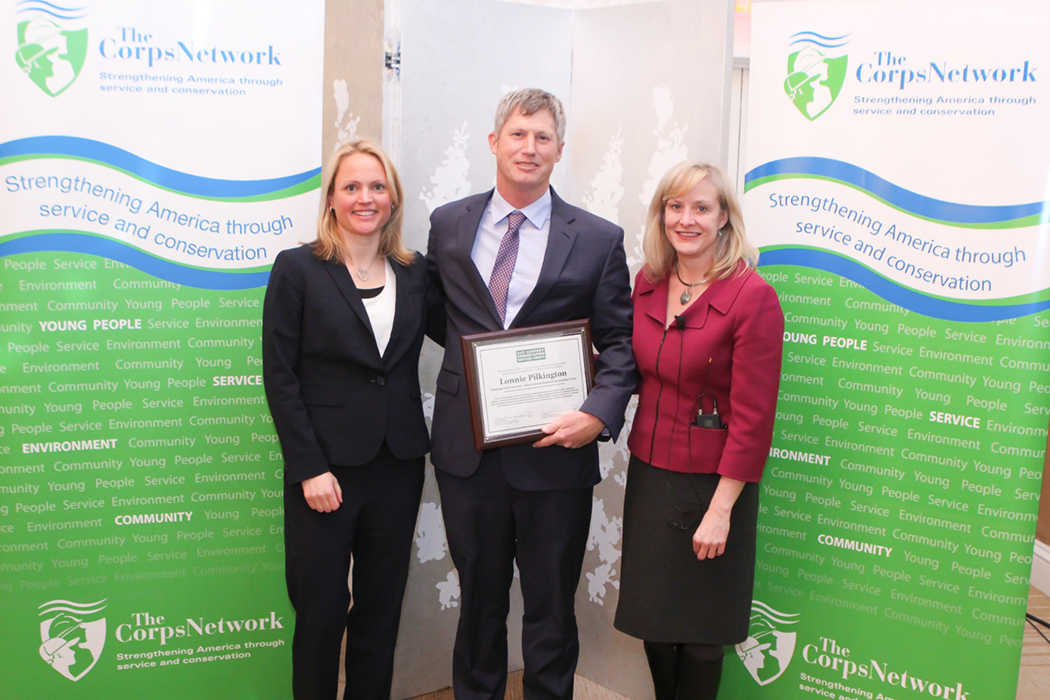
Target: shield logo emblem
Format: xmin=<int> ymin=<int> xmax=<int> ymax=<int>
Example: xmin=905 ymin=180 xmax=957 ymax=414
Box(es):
xmin=784 ymin=32 xmax=849 ymax=121
xmin=14 ymin=6 xmax=89 ymax=97
xmin=735 ymin=600 xmax=800 ymax=686
xmin=38 ymin=599 xmax=107 ymax=681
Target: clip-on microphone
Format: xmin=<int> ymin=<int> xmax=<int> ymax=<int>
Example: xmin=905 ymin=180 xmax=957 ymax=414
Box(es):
xmin=691 ymin=358 xmax=727 ymax=429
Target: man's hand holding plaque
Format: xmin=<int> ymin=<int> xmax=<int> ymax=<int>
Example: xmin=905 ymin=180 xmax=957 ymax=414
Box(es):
xmin=532 ymin=411 xmax=604 ymax=449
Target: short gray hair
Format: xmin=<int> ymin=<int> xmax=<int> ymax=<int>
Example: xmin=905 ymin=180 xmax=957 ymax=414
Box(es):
xmin=493 ymin=88 xmax=566 ymax=143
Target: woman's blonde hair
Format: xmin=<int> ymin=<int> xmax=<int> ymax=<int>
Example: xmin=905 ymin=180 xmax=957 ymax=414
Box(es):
xmin=642 ymin=161 xmax=757 ymax=283
xmin=312 ymin=139 xmax=413 ymax=266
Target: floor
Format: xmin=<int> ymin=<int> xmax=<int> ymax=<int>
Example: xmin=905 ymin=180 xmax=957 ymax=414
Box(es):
xmin=333 ymin=585 xmax=1050 ymax=700
xmin=405 ymin=672 xmax=628 ymax=700
xmin=1018 ymin=585 xmax=1050 ymax=700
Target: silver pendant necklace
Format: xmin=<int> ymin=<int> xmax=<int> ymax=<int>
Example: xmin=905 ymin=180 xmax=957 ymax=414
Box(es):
xmin=675 ymin=266 xmax=707 ymax=305
xmin=349 ymin=256 xmax=374 ymax=281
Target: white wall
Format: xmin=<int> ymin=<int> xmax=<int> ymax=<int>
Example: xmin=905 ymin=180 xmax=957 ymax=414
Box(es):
xmin=323 ymin=1 xmax=737 ymax=696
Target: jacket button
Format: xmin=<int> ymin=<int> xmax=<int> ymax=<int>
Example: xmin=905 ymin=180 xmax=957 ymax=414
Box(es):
xmin=376 ymin=376 xmax=386 ymax=386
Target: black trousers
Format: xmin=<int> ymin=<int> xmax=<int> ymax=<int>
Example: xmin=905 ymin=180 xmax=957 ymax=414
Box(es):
xmin=284 ymin=445 xmax=424 ymax=700
xmin=436 ymin=449 xmax=593 ymax=700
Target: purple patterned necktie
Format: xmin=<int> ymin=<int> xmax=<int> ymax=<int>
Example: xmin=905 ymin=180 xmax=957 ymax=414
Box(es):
xmin=488 ymin=210 xmax=525 ymax=325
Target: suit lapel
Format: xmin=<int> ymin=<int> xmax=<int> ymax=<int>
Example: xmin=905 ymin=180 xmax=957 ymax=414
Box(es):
xmin=323 ymin=260 xmax=382 ymax=366
xmin=638 ymin=276 xmax=669 ymax=326
xmin=456 ymin=191 xmax=503 ymax=327
xmin=513 ymin=190 xmax=577 ymax=327
xmin=638 ymin=271 xmax=715 ymax=330
xmin=677 ymin=265 xmax=752 ymax=329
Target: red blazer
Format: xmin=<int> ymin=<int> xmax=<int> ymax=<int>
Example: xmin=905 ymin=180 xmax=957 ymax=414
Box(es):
xmin=626 ymin=263 xmax=784 ymax=482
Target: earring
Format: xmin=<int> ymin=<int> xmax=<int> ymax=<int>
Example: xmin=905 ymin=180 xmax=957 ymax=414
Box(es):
xmin=330 ymin=207 xmax=336 ymax=217
xmin=717 ymin=228 xmax=724 ymax=237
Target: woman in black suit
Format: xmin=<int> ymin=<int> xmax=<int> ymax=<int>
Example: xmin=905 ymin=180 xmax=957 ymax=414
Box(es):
xmin=263 ymin=139 xmax=441 ymax=700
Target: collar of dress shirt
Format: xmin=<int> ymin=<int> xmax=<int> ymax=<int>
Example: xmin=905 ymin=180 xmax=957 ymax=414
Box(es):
xmin=489 ymin=186 xmax=552 ymax=231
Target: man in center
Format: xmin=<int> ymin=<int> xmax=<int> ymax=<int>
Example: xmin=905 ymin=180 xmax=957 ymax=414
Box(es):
xmin=427 ymin=88 xmax=635 ymax=700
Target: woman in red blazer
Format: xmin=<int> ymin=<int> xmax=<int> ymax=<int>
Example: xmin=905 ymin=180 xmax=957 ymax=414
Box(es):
xmin=263 ymin=140 xmax=441 ymax=700
xmin=614 ymin=162 xmax=784 ymax=700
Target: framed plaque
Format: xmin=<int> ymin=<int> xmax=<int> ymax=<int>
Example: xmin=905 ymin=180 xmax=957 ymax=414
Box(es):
xmin=461 ymin=320 xmax=595 ymax=451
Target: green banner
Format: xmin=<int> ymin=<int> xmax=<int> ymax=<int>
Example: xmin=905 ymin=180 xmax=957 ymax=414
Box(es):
xmin=723 ymin=2 xmax=1049 ymax=699
xmin=0 ymin=251 xmax=294 ymax=696
xmin=1 ymin=1 xmax=321 ymax=697
xmin=723 ymin=263 xmax=1045 ymax=700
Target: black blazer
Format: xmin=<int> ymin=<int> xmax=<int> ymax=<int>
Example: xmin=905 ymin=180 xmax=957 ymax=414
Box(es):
xmin=262 ymin=245 xmax=439 ymax=485
xmin=426 ymin=188 xmax=636 ymax=491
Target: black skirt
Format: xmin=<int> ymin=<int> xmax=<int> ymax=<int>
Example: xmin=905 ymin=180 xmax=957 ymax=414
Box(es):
xmin=613 ymin=455 xmax=759 ymax=645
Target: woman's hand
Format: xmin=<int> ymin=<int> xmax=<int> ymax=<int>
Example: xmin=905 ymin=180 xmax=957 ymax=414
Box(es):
xmin=692 ymin=476 xmax=745 ymax=560
xmin=302 ymin=472 xmax=342 ymax=513
xmin=693 ymin=508 xmax=730 ymax=560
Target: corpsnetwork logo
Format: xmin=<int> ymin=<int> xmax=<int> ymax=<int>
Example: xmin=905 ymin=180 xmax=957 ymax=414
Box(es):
xmin=735 ymin=600 xmax=800 ymax=686
xmin=784 ymin=31 xmax=850 ymax=120
xmin=38 ymin=598 xmax=107 ymax=681
xmin=14 ymin=1 xmax=88 ymax=96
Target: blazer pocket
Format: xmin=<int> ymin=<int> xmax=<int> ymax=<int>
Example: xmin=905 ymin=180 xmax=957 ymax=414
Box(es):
xmin=301 ymin=385 xmax=345 ymax=406
xmin=687 ymin=425 xmax=728 ymax=473
xmin=435 ymin=369 xmax=459 ymax=396
xmin=548 ymin=282 xmax=592 ymax=295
